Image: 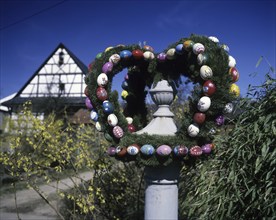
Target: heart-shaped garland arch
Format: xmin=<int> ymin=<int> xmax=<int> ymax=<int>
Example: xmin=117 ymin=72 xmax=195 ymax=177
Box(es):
xmin=84 ymin=34 xmax=240 ymax=167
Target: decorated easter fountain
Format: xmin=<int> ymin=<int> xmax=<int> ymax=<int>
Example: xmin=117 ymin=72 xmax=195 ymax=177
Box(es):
xmin=84 ymin=34 xmax=240 ymax=219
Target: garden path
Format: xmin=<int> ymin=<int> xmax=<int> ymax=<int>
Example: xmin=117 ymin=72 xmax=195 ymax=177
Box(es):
xmin=0 ymin=171 xmax=93 ymax=220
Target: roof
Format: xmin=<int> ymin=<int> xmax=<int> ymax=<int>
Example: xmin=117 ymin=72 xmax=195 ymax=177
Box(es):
xmin=2 ymin=43 xmax=88 ymax=110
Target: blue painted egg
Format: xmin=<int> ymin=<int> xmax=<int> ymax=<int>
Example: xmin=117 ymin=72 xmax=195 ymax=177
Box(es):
xmin=173 ymin=145 xmax=188 ymax=157
xmin=175 ymin=44 xmax=184 ymax=54
xmin=102 ymin=100 xmax=114 ymax=114
xmin=141 ymin=144 xmax=155 ymax=156
xmin=90 ymin=110 xmax=98 ymax=122
xmin=120 ymin=50 xmax=132 ymax=59
xmin=156 ymin=145 xmax=172 ymax=156
xmin=121 ymin=81 xmax=129 ymax=90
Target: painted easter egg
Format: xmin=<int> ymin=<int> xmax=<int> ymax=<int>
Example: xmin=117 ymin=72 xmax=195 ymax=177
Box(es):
xmin=201 ymin=144 xmax=212 ymax=154
xmin=143 ymin=45 xmax=154 ymax=52
xmin=193 ymin=112 xmax=206 ymax=125
xmin=228 ymin=55 xmax=236 ymax=67
xmin=203 ymin=80 xmax=216 ymax=96
xmin=173 ymin=145 xmax=189 ymax=157
xmin=102 ymin=100 xmax=114 ymax=114
xmin=109 ymin=54 xmax=121 ymax=65
xmin=200 ymin=65 xmax=213 ymax=80
xmin=190 ymin=146 xmax=203 ymax=157
xmin=229 ymin=67 xmax=240 ymax=82
xmin=166 ymin=48 xmax=176 ymax=60
xmin=104 ymin=132 xmax=113 ymax=142
xmin=126 ymin=117 xmax=133 ymax=124
xmin=97 ymin=73 xmax=108 ymax=87
xmin=127 ymin=144 xmax=140 ymax=155
xmin=127 ymin=124 xmax=136 ymax=133
xmin=223 ymin=103 xmax=234 ymax=114
xmin=175 ymin=44 xmax=184 ymax=54
xmin=208 ymin=36 xmax=219 ymax=43
xmin=197 ymin=53 xmax=208 ymax=65
xmin=85 ymin=97 xmax=93 ymax=110
xmin=229 ymin=83 xmax=240 ymax=97
xmin=107 ymin=146 xmax=116 ymax=156
xmin=95 ymin=121 xmax=102 ymax=132
xmin=187 ymin=124 xmax=199 ymax=137
xmin=116 ymin=146 xmax=127 ymax=157
xmin=215 ymin=115 xmax=225 ymax=126
xmin=121 ymin=81 xmax=128 ymax=90
xmin=96 ymin=87 xmax=108 ymax=101
xmin=157 ymin=52 xmax=167 ymax=62
xmin=143 ymin=51 xmax=155 ymax=60
xmin=84 ymin=86 xmax=89 ymax=97
xmin=90 ymin=110 xmax=98 ymax=122
xmin=221 ymin=44 xmax=230 ymax=52
xmin=96 ymin=52 xmax=102 ymax=59
xmin=102 ymin=62 xmax=113 ymax=73
xmin=141 ymin=144 xmax=155 ymax=156
xmin=193 ymin=43 xmax=205 ymax=55
xmin=113 ymin=126 xmax=124 ymax=139
xmin=104 ymin=47 xmax=113 ymax=52
xmin=183 ymin=40 xmax=194 ymax=51
xmin=132 ymin=49 xmax=144 ymax=59
xmin=121 ymin=90 xmax=129 ymax=100
xmin=197 ymin=96 xmax=211 ymax=112
xmin=120 ymin=50 xmax=132 ymax=59
xmin=107 ymin=113 xmax=118 ymax=126
xmin=156 ymin=145 xmax=172 ymax=156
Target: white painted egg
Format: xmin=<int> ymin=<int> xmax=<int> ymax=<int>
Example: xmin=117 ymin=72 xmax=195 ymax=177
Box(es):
xmin=228 ymin=55 xmax=236 ymax=67
xmin=143 ymin=51 xmax=155 ymax=60
xmin=166 ymin=48 xmax=176 ymax=60
xmin=223 ymin=103 xmax=234 ymax=114
xmin=197 ymin=96 xmax=211 ymax=112
xmin=127 ymin=144 xmax=140 ymax=155
xmin=126 ymin=117 xmax=133 ymax=125
xmin=90 ymin=110 xmax=98 ymax=122
xmin=187 ymin=124 xmax=200 ymax=137
xmin=208 ymin=36 xmax=219 ymax=43
xmin=109 ymin=54 xmax=121 ymax=65
xmin=95 ymin=121 xmax=102 ymax=131
xmin=193 ymin=43 xmax=205 ymax=55
xmin=97 ymin=73 xmax=108 ymax=87
xmin=200 ymin=65 xmax=213 ymax=80
xmin=107 ymin=113 xmax=118 ymax=126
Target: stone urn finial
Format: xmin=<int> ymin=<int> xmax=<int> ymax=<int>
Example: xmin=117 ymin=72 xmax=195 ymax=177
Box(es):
xmin=136 ymin=80 xmax=177 ymax=135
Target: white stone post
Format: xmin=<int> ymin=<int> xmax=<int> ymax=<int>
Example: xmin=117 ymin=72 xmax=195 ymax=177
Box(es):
xmin=136 ymin=80 xmax=180 ymax=220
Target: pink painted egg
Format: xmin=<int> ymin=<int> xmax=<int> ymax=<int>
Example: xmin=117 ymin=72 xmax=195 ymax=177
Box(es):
xmin=190 ymin=146 xmax=203 ymax=157
xmin=113 ymin=126 xmax=124 ymax=138
xmin=156 ymin=145 xmax=172 ymax=156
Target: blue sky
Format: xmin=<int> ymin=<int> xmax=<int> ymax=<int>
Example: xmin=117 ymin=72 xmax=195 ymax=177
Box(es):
xmin=0 ymin=0 xmax=275 ymax=100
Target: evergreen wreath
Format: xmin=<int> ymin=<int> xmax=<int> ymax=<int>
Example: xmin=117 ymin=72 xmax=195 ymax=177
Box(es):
xmin=84 ymin=34 xmax=240 ymax=167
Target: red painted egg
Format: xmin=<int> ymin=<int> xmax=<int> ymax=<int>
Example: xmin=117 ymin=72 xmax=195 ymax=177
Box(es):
xmin=96 ymin=87 xmax=108 ymax=101
xmin=190 ymin=146 xmax=203 ymax=157
xmin=229 ymin=67 xmax=239 ymax=82
xmin=127 ymin=124 xmax=136 ymax=133
xmin=132 ymin=49 xmax=144 ymax=59
xmin=84 ymin=86 xmax=89 ymax=97
xmin=203 ymin=80 xmax=216 ymax=96
xmin=193 ymin=112 xmax=206 ymax=125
